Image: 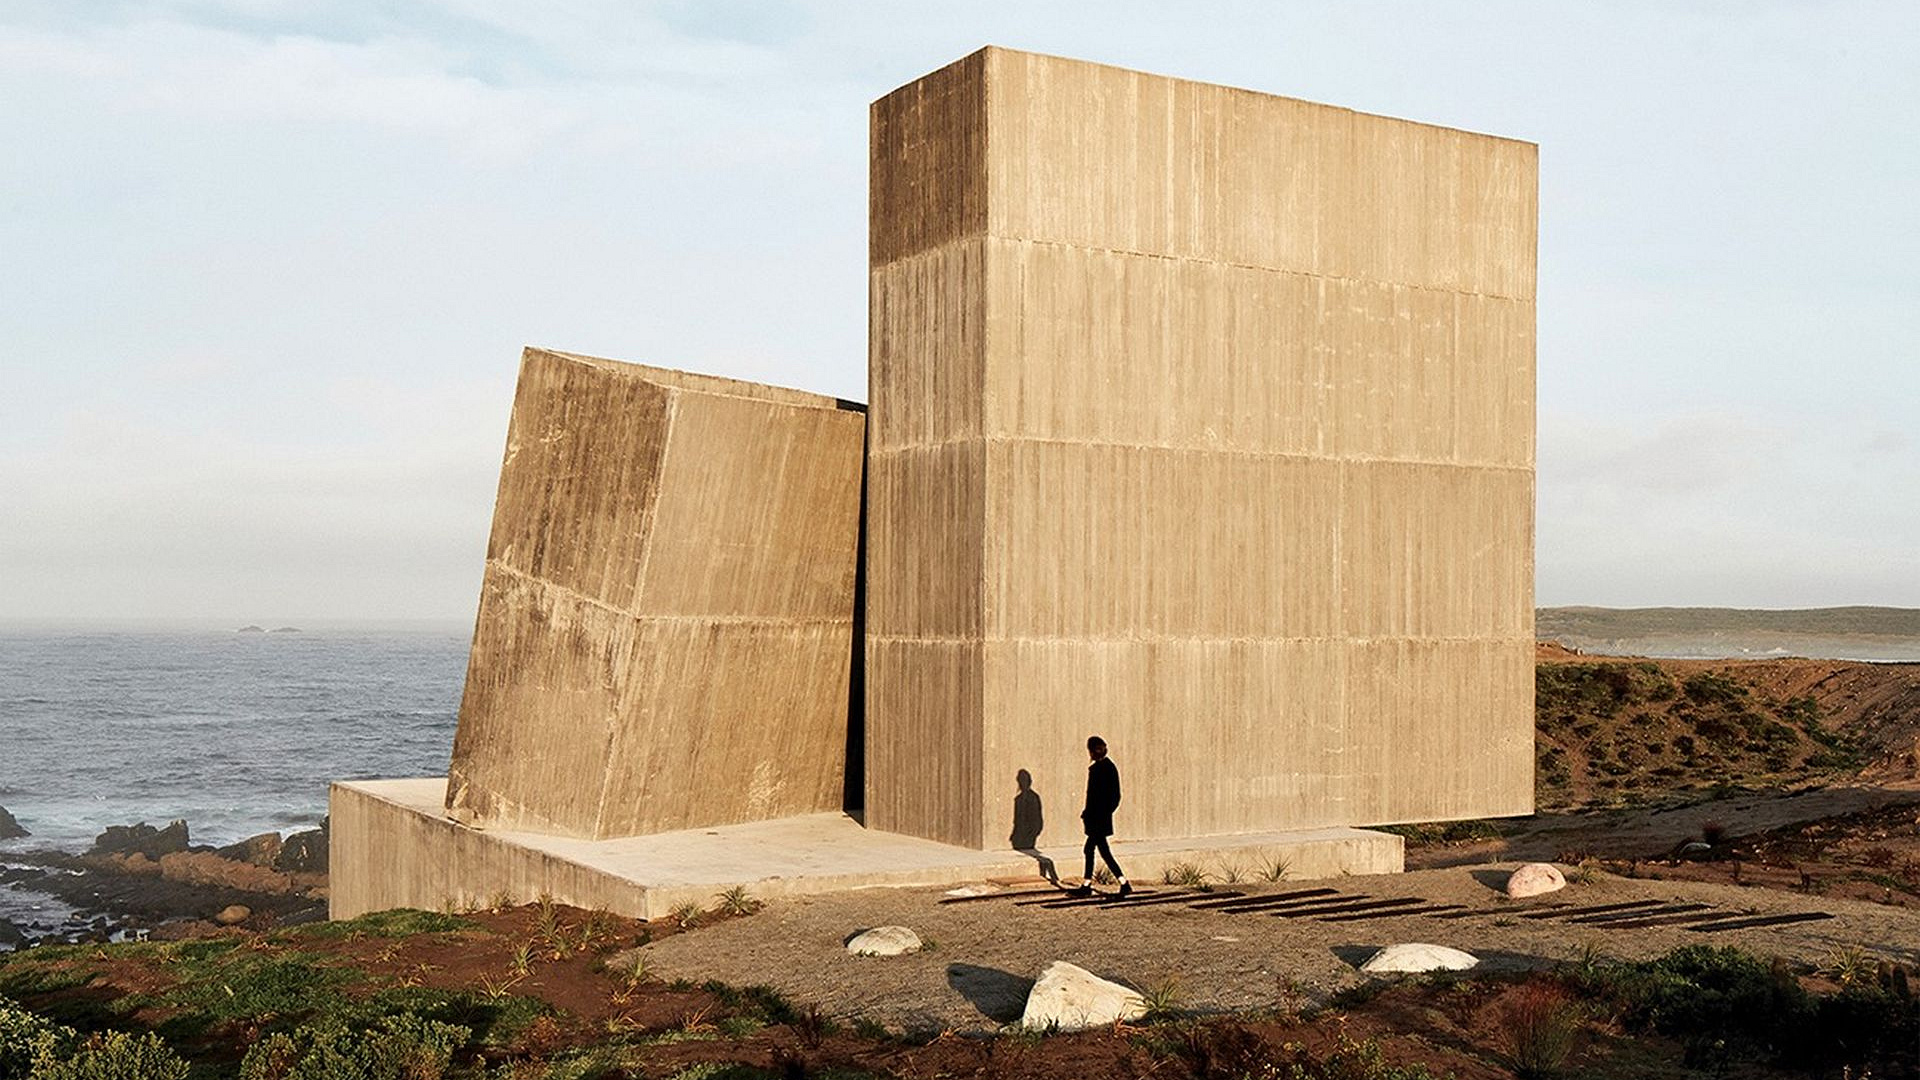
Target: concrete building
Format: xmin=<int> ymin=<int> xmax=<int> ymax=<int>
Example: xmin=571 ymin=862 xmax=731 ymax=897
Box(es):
xmin=867 ymin=48 xmax=1536 ymax=849
xmin=330 ymin=48 xmax=1535 ymax=919
xmin=443 ymin=348 xmax=866 ymax=840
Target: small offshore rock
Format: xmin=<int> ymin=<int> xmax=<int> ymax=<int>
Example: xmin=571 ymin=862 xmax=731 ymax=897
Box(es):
xmin=217 ymin=832 xmax=284 ymax=868
xmin=1019 ymin=961 xmax=1146 ymax=1031
xmin=275 ymin=822 xmax=329 ymax=874
xmin=0 ymin=804 xmax=28 ymax=840
xmin=91 ymin=820 xmax=190 ymax=859
xmin=1360 ymin=943 xmax=1480 ymax=974
xmin=1506 ymin=862 xmax=1567 ymax=899
xmin=847 ymin=926 xmax=923 ymax=956
xmin=214 ymin=905 xmax=252 ymax=926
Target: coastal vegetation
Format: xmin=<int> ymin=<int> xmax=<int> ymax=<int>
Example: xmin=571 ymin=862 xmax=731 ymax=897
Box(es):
xmin=4 ymin=911 xmax=1918 ymax=1077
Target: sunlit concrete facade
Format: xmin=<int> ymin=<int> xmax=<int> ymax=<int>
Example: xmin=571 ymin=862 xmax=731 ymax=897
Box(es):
xmin=443 ymin=348 xmax=866 ymax=840
xmin=866 ymin=48 xmax=1537 ymax=849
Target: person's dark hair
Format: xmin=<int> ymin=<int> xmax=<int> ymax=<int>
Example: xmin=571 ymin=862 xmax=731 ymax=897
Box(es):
xmin=1087 ymin=736 xmax=1106 ymax=752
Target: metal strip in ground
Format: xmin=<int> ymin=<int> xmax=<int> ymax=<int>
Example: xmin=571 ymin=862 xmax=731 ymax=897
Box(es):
xmin=1688 ymin=911 xmax=1835 ymax=933
xmin=1270 ymin=897 xmax=1426 ymax=919
xmin=1080 ymin=891 xmax=1247 ymax=911
xmin=1221 ymin=893 xmax=1375 ymax=915
xmin=1013 ymin=890 xmax=1148 ymax=907
xmin=1602 ymin=910 xmax=1735 ymax=929
xmin=1033 ymin=890 xmax=1232 ymax=911
xmin=1567 ymin=903 xmax=1713 ymax=925
xmin=1317 ymin=904 xmax=1466 ymax=923
xmin=1190 ymin=888 xmax=1339 ymax=911
xmin=1022 ymin=890 xmax=1170 ymax=909
xmin=1517 ymin=899 xmax=1667 ymax=920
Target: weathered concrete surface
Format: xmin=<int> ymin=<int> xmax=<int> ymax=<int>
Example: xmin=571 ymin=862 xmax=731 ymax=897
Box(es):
xmin=867 ymin=48 xmax=1538 ymax=848
xmin=331 ymin=779 xmax=1402 ymax=921
xmin=445 ymin=348 xmax=866 ymax=840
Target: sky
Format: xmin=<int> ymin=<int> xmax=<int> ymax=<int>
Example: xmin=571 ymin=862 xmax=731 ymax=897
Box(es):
xmin=1 ymin=0 xmax=1915 ymax=624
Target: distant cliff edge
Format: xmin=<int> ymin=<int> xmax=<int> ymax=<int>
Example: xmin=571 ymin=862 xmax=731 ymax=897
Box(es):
xmin=1538 ymin=606 xmax=1920 ymax=661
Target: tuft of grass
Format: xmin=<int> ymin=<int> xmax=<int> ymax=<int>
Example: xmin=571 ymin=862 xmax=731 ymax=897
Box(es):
xmin=1161 ymin=862 xmax=1212 ymax=889
xmin=670 ymin=901 xmax=704 ymax=931
xmin=714 ymin=886 xmax=761 ymax=917
xmin=1817 ymin=945 xmax=1876 ymax=987
xmin=1502 ymin=981 xmax=1585 ymax=1079
xmin=1258 ymin=850 xmax=1293 ymax=882
xmin=1134 ymin=978 xmax=1185 ymax=1024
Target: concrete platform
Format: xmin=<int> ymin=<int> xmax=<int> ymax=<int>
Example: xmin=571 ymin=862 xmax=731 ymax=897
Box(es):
xmin=331 ymin=778 xmax=1403 ymax=920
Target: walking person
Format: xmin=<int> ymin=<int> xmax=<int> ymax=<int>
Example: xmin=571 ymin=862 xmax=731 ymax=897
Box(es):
xmin=1073 ymin=736 xmax=1131 ymax=896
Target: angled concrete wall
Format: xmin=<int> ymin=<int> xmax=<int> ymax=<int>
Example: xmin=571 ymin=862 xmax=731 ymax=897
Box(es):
xmin=446 ymin=347 xmax=866 ymax=840
xmin=867 ymin=48 xmax=1537 ymax=849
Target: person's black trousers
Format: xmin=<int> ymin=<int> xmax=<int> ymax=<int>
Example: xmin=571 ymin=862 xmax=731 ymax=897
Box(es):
xmin=1083 ymin=834 xmax=1123 ymax=880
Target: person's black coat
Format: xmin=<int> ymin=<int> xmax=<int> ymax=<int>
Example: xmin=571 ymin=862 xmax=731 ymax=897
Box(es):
xmin=1081 ymin=757 xmax=1121 ymax=837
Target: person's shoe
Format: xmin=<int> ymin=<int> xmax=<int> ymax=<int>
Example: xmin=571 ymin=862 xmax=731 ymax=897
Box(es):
xmin=1118 ymin=881 xmax=1134 ymax=898
xmin=1067 ymin=884 xmax=1094 ymax=897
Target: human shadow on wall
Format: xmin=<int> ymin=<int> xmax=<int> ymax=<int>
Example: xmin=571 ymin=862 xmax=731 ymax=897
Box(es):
xmin=1010 ymin=769 xmax=1058 ymax=884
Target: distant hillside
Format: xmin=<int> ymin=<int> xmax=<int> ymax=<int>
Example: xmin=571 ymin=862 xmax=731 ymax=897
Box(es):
xmin=1531 ymin=647 xmax=1920 ymax=811
xmin=1539 ymin=606 xmax=1920 ymax=661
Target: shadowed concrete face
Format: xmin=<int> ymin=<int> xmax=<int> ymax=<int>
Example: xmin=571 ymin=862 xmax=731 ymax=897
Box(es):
xmin=867 ymin=48 xmax=1538 ymax=849
xmin=445 ymin=348 xmax=866 ymax=839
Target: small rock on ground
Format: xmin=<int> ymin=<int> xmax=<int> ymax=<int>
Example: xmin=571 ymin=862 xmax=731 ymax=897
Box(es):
xmin=1506 ymin=862 xmax=1567 ymax=898
xmin=1359 ymin=943 xmax=1479 ymax=974
xmin=214 ymin=905 xmax=251 ymax=926
xmin=846 ymin=926 xmax=922 ymax=956
xmin=1019 ymin=960 xmax=1145 ymax=1031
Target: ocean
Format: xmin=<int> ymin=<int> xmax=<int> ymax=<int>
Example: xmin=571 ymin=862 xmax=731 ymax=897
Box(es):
xmin=0 ymin=627 xmax=467 ymax=854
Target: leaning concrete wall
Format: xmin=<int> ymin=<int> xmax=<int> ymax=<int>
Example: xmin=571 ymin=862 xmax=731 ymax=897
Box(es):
xmin=867 ymin=48 xmax=1537 ymax=849
xmin=445 ymin=348 xmax=866 ymax=840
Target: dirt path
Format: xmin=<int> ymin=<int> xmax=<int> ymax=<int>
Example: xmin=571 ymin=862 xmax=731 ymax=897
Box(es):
xmin=1412 ymin=784 xmax=1920 ymax=869
xmin=630 ymin=866 xmax=1920 ymax=1035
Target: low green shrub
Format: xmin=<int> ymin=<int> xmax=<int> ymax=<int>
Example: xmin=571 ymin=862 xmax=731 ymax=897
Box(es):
xmin=237 ymin=1013 xmax=469 ymax=1080
xmin=1566 ymin=945 xmax=1919 ymax=1072
xmin=31 ymin=1032 xmax=189 ymax=1080
xmin=1 ymin=996 xmax=72 ymax=1080
xmin=2 ymin=997 xmax=189 ymax=1080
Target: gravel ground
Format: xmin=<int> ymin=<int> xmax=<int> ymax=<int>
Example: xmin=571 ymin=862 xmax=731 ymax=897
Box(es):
xmin=629 ymin=864 xmax=1920 ymax=1034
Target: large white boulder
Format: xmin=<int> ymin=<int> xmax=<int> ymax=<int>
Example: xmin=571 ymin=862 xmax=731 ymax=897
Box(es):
xmin=846 ymin=926 xmax=923 ymax=956
xmin=1506 ymin=862 xmax=1567 ymax=898
xmin=1019 ymin=961 xmax=1146 ymax=1031
xmin=1359 ymin=943 xmax=1479 ymax=974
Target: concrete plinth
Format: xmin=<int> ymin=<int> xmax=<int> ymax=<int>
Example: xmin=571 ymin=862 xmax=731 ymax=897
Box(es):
xmin=332 ymin=779 xmax=1403 ymax=921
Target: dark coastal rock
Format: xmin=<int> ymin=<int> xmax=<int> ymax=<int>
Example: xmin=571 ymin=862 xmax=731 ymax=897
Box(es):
xmin=0 ymin=919 xmax=25 ymax=949
xmin=0 ymin=804 xmax=27 ymax=840
xmin=91 ymin=820 xmax=190 ymax=859
xmin=216 ymin=832 xmax=284 ymax=868
xmin=275 ymin=820 xmax=329 ymax=875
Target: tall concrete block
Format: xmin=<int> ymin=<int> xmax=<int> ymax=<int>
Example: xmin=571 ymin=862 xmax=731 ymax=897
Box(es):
xmin=867 ymin=48 xmax=1536 ymax=849
xmin=446 ymin=348 xmax=865 ymax=840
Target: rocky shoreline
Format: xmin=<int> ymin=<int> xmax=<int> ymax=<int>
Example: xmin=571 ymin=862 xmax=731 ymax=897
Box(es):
xmin=0 ymin=808 xmax=329 ymax=950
